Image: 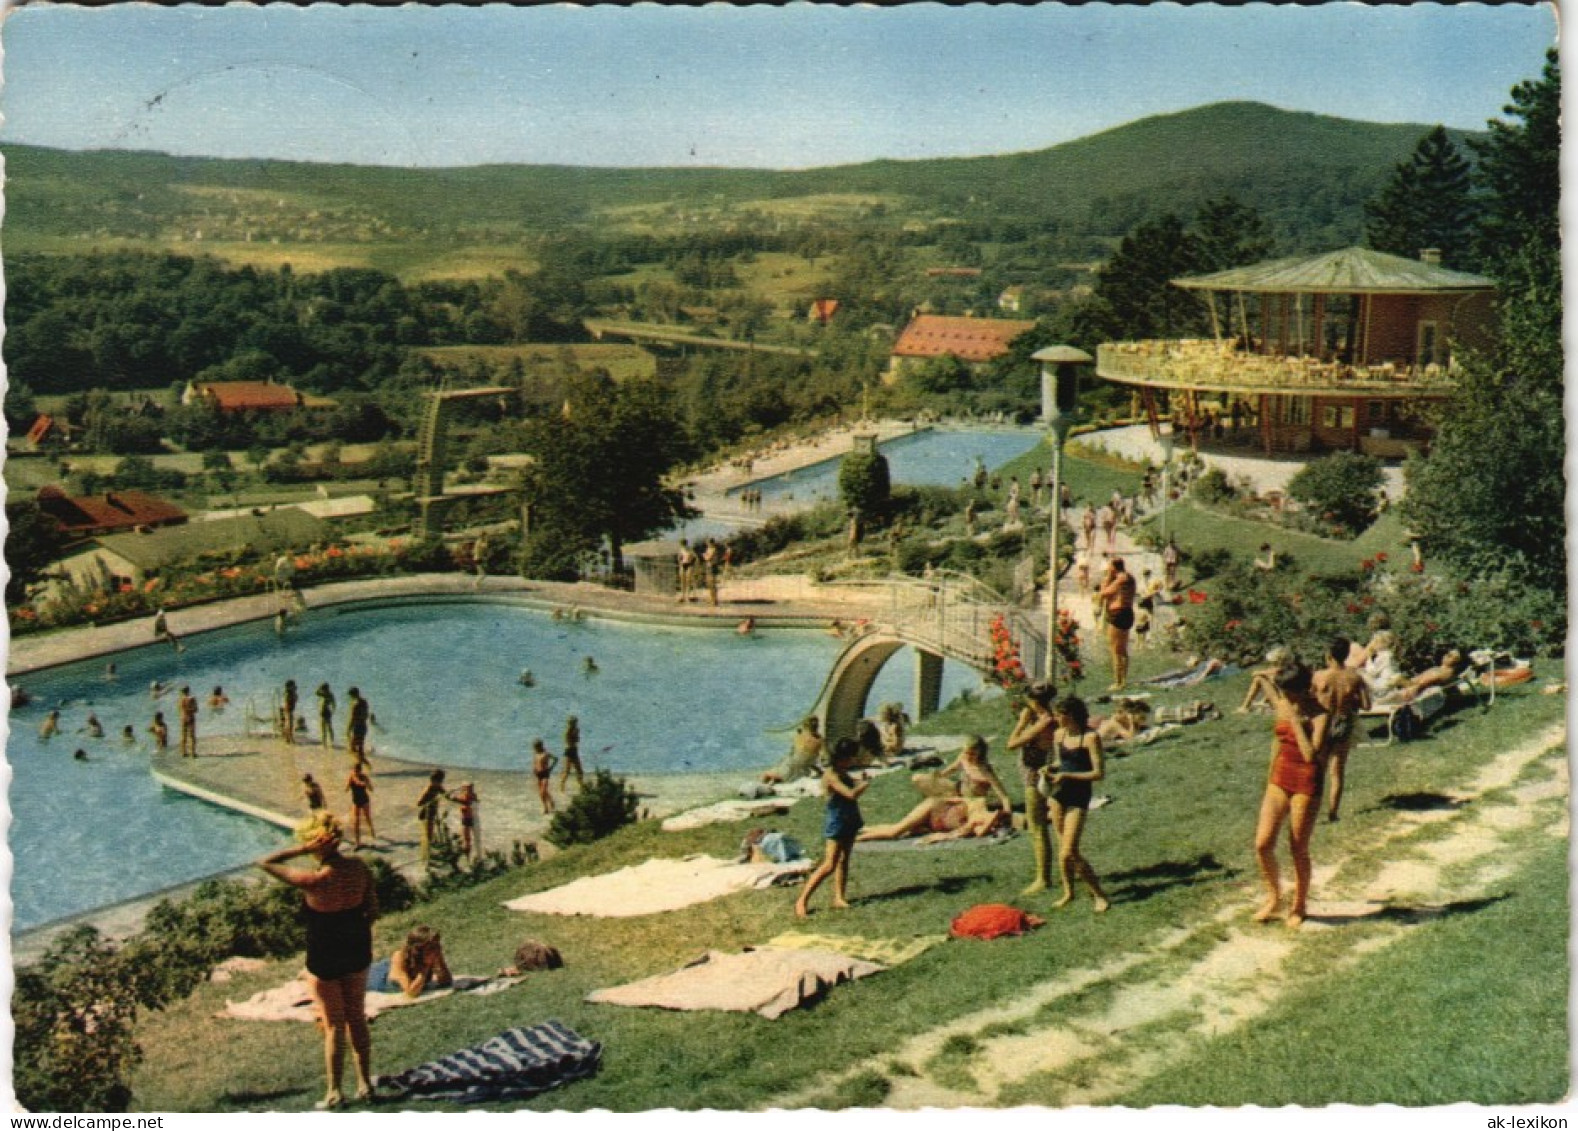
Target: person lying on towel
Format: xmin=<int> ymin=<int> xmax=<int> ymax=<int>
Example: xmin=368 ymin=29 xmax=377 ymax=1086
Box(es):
xmin=368 ymin=925 xmax=453 ymax=998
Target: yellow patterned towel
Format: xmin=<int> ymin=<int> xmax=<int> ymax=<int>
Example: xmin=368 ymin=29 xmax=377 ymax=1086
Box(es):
xmin=764 ymin=931 xmax=947 ymax=967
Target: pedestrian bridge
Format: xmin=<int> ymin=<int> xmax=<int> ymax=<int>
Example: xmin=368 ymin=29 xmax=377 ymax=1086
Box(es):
xmin=809 ymin=572 xmax=1047 ymax=744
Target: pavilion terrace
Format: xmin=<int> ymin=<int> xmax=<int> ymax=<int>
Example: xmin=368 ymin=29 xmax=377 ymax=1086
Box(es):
xmin=1096 ymin=247 xmax=1496 ymax=457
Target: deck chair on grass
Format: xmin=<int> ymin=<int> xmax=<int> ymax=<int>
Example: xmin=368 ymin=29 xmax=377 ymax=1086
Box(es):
xmin=1359 ymin=650 xmax=1524 ymax=746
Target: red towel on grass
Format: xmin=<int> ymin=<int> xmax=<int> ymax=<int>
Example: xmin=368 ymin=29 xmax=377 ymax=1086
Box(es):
xmin=949 ymin=903 xmax=1045 ymax=940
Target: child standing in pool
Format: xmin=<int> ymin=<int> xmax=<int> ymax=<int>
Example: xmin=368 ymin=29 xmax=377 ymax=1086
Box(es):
xmin=532 ymin=740 xmax=557 ymax=814
xmin=149 ymin=711 xmax=169 ymax=752
xmin=795 ymin=737 xmax=870 ymax=919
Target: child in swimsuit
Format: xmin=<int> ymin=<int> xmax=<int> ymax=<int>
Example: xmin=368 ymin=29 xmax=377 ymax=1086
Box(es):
xmin=795 ymin=738 xmax=869 ymax=919
xmin=532 ymin=739 xmax=557 ymax=815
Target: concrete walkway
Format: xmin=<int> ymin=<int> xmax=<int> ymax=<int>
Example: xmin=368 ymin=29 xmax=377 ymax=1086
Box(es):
xmin=1073 ymin=423 xmax=1407 ymax=500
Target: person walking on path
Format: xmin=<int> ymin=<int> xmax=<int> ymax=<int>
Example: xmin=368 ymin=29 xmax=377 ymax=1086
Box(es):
xmin=532 ymin=739 xmax=558 ymax=815
xmin=316 ymin=683 xmax=337 ymax=749
xmin=1099 ymin=557 xmax=1137 ymax=691
xmin=303 ymin=773 xmax=327 ymax=813
xmin=703 ymin=538 xmax=721 ymax=606
xmin=1313 ymin=638 xmax=1369 ymax=823
xmin=281 ymin=680 xmax=300 ymax=746
xmin=257 ymin=813 xmax=376 ymax=1110
xmin=560 ymin=716 xmax=585 ymax=793
xmin=345 ymin=763 xmax=376 ymax=848
xmin=676 ymin=539 xmax=696 ymax=604
xmin=416 ymin=770 xmax=447 ymax=861
xmin=795 ymin=738 xmax=870 ymax=918
xmin=1253 ymin=662 xmax=1328 ymax=929
xmin=1162 ymin=537 xmax=1181 ymax=593
xmin=449 ymin=782 xmax=480 ymax=860
xmin=1081 ymin=505 xmax=1097 ymax=551
xmin=1007 ymin=680 xmax=1060 ymax=895
xmin=177 ymin=685 xmax=199 ymax=758
xmin=347 ymin=688 xmax=372 ymax=768
xmin=1045 ymin=696 xmax=1111 ymax=912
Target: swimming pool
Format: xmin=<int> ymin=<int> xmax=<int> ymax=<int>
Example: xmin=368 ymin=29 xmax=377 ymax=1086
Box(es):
xmin=728 ymin=426 xmax=1044 ymax=507
xmin=8 ymin=600 xmax=985 ymax=929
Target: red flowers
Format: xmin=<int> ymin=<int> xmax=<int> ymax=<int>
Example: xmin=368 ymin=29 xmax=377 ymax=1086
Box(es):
xmin=988 ymin=615 xmax=1028 ymax=692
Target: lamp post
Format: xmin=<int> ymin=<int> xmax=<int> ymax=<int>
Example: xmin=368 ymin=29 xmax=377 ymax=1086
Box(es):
xmin=1159 ymin=421 xmax=1177 ymax=543
xmin=1032 ymin=346 xmax=1092 ymax=683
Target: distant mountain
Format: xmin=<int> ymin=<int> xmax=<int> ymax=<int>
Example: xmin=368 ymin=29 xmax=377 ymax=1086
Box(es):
xmin=3 ymin=102 xmax=1478 ymax=258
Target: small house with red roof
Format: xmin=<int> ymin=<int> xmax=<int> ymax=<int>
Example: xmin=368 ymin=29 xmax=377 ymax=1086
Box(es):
xmin=182 ymin=379 xmax=337 ymax=413
xmin=35 ymin=485 xmax=187 ymax=539
xmin=887 ymin=313 xmax=1038 ymax=383
xmin=807 ymin=298 xmax=841 ymax=326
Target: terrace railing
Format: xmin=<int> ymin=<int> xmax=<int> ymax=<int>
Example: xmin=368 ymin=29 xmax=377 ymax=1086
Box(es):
xmin=1097 ymin=340 xmax=1459 ymax=396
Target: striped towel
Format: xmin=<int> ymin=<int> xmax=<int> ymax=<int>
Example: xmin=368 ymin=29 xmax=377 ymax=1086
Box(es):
xmin=374 ymin=1020 xmax=601 ymax=1103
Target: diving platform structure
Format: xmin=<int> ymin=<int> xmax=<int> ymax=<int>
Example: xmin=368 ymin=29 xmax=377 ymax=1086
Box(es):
xmin=412 ymin=381 xmax=521 ymax=539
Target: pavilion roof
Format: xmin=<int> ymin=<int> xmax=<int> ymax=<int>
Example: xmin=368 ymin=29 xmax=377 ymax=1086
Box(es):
xmin=1173 ymin=246 xmax=1495 ymax=295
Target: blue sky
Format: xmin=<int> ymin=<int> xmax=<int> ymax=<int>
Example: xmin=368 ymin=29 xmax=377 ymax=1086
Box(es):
xmin=0 ymin=3 xmax=1558 ymax=169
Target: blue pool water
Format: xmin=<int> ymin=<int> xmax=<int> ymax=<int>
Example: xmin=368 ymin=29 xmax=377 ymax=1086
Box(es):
xmin=728 ymin=427 xmax=1043 ymax=507
xmin=8 ymin=600 xmax=985 ymax=929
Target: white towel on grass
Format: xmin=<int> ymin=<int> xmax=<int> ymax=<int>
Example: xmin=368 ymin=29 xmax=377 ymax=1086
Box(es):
xmin=504 ymin=854 xmax=811 ymax=918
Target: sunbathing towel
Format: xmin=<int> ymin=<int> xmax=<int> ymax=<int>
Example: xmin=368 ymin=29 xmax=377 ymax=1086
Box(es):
xmin=857 ymin=828 xmax=1019 ymax=853
xmin=504 ymin=855 xmax=812 ymax=918
xmin=764 ymin=930 xmax=946 ymax=967
xmin=586 ymin=947 xmax=883 ymax=1019
xmin=662 ymin=798 xmax=795 ymax=832
xmin=375 ymin=1020 xmax=601 ymax=1104
xmin=221 ymin=974 xmax=519 ymax=1022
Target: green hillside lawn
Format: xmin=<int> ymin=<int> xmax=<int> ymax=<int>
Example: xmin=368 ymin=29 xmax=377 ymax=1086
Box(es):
xmin=126 ymin=658 xmax=1565 ymax=1112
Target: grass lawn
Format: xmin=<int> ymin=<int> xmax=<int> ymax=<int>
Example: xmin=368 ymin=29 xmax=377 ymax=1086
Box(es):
xmin=126 ymin=656 xmax=1567 ymax=1112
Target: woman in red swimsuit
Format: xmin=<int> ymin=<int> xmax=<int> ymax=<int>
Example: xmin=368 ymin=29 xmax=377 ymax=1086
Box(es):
xmin=1253 ymin=660 xmax=1328 ymax=929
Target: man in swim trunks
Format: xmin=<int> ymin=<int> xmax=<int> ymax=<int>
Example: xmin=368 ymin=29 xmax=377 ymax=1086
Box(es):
xmin=346 ymin=687 xmax=371 ymax=767
xmin=1099 ymin=557 xmax=1137 ymax=691
xmin=1313 ymin=638 xmax=1370 ymax=823
xmin=177 ymin=686 xmax=199 ymax=758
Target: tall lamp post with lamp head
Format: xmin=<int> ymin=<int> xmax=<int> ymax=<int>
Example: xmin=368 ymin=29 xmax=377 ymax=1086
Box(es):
xmin=1032 ymin=346 xmax=1091 ymax=682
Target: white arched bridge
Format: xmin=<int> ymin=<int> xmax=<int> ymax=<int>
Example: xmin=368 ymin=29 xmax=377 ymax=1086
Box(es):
xmin=809 ymin=571 xmax=1048 ymax=745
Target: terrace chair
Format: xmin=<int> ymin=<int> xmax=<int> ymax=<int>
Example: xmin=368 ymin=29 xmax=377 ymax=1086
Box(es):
xmin=1358 ymin=650 xmax=1520 ymax=746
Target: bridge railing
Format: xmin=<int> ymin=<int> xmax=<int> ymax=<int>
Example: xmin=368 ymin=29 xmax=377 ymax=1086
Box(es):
xmin=822 ymin=571 xmax=1047 ymax=677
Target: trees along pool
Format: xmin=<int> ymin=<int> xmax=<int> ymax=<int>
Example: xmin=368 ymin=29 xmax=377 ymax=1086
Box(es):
xmin=8 ymin=601 xmax=983 ymax=929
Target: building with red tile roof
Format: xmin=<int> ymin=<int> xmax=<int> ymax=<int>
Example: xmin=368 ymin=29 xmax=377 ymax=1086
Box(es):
xmin=182 ymin=380 xmax=336 ymax=413
xmin=35 ymin=486 xmax=187 ymax=539
xmin=887 ymin=313 xmax=1038 ymax=382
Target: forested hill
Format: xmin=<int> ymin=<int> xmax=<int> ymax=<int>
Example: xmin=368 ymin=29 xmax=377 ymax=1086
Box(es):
xmin=4 ymin=101 xmax=1477 ymax=257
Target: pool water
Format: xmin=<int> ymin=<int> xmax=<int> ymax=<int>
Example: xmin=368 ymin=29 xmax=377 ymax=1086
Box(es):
xmin=8 ymin=600 xmax=985 ymax=929
xmin=728 ymin=426 xmax=1044 ymax=507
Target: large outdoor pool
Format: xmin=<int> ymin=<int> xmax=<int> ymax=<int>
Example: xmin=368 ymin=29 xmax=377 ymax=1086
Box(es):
xmin=728 ymin=426 xmax=1044 ymax=508
xmin=8 ymin=600 xmax=984 ymax=929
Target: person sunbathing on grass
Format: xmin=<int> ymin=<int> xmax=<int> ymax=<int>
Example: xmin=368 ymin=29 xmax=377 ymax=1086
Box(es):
xmin=1096 ymin=699 xmax=1152 ymax=746
xmin=857 ymin=795 xmax=1008 ymax=844
xmin=367 ymin=925 xmax=453 ymax=999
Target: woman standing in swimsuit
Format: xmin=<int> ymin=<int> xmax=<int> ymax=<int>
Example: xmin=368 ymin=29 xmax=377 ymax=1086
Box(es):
xmin=1045 ymin=697 xmax=1110 ymax=912
xmin=1253 ymin=661 xmax=1328 ymax=929
xmin=532 ymin=739 xmax=557 ymax=814
xmin=1007 ymin=680 xmax=1059 ymax=894
xmin=345 ymin=763 xmax=375 ymax=848
xmin=257 ymin=812 xmax=377 ymax=1109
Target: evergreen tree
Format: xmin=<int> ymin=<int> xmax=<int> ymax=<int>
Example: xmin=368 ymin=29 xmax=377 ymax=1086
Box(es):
xmin=1093 ymin=214 xmax=1205 ymax=340
xmin=1402 ymin=54 xmax=1564 ymax=594
xmin=1471 ymin=48 xmax=1561 ymax=275
xmin=1193 ymin=195 xmax=1275 ymax=273
xmin=1363 ymin=126 xmax=1477 ymax=268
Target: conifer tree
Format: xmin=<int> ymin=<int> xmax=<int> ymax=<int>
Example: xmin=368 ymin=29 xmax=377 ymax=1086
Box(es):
xmin=1363 ymin=126 xmax=1477 ymax=268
